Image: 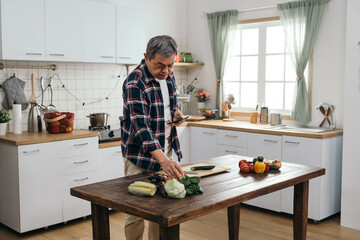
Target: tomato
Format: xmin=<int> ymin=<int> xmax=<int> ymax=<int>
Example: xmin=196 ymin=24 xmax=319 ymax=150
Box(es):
xmin=240 ymin=164 xmax=250 ymax=173
xmin=249 ymin=164 xmax=254 ymax=173
xmin=67 ymin=118 xmax=74 ymax=127
xmin=51 ymin=127 xmax=60 ymax=133
xmin=50 ymin=121 xmax=60 ymax=128
xmin=239 ymin=159 xmax=248 ymax=168
xmin=240 ymin=163 xmax=248 ymax=170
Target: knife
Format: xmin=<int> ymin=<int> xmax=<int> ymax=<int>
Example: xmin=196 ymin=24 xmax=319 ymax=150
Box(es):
xmin=183 ymin=171 xmax=199 ymax=175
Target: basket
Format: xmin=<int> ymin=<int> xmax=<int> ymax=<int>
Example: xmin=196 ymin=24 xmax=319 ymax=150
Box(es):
xmin=44 ymin=112 xmax=74 ymax=134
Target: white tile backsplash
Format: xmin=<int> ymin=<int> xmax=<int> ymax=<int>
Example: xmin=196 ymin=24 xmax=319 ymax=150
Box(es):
xmin=1 ymin=60 xmax=188 ymax=133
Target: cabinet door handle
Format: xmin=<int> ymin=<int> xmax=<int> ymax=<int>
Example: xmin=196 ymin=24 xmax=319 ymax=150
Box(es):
xmin=73 ymin=160 xmax=89 ymax=164
xmin=49 ymin=53 xmax=65 ymax=56
xmin=225 ymin=150 xmax=237 ymax=154
xmin=26 ymin=52 xmax=42 ymax=56
xmin=264 ymin=139 xmax=278 ymax=143
xmin=22 ymin=149 xmax=40 ymax=154
xmin=101 ymin=56 xmax=114 ymax=59
xmin=203 ymin=132 xmax=215 ymax=135
xmin=284 ymin=140 xmax=300 ymax=145
xmin=225 ymin=135 xmax=238 ymax=138
xmin=118 ymin=57 xmax=131 ymax=59
xmin=74 ymin=177 xmax=89 ymax=182
xmin=73 ymin=143 xmax=89 ymax=146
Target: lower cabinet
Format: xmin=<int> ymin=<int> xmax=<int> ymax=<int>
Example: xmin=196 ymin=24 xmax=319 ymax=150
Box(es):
xmin=245 ymin=133 xmax=282 ymax=212
xmin=0 ymin=136 xmax=126 ymax=233
xmin=190 ymin=127 xmax=218 ymax=162
xmin=98 ymin=146 xmax=124 ymax=181
xmin=173 ymin=126 xmax=190 ymax=165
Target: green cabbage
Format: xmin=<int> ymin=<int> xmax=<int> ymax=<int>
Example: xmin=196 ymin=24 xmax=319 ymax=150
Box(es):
xmin=164 ymin=179 xmax=186 ymax=198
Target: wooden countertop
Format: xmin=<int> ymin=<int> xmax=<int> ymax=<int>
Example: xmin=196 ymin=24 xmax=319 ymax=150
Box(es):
xmin=0 ymin=130 xmax=99 ymax=146
xmin=98 ymin=141 xmax=121 ymax=149
xmin=183 ymin=120 xmax=343 ymax=139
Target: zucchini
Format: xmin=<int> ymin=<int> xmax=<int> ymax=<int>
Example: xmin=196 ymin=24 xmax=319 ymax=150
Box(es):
xmin=190 ymin=165 xmax=216 ymax=171
xmin=269 ymin=164 xmax=278 ymax=171
xmin=128 ymin=181 xmax=157 ymax=197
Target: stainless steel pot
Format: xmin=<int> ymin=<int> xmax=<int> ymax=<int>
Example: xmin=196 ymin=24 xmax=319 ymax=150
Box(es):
xmin=87 ymin=113 xmax=109 ymax=127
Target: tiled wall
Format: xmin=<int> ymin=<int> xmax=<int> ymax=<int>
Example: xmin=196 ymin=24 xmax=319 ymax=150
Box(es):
xmin=0 ymin=60 xmax=187 ymax=133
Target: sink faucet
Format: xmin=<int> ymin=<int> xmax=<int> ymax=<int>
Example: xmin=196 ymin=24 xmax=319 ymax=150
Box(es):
xmin=316 ymin=103 xmax=335 ymax=130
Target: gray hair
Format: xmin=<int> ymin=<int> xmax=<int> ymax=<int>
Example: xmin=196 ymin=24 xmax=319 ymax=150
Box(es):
xmin=146 ymin=35 xmax=177 ymax=60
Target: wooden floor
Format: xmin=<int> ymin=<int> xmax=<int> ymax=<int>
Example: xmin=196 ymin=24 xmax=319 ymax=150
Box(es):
xmin=1 ymin=204 xmax=359 ymax=240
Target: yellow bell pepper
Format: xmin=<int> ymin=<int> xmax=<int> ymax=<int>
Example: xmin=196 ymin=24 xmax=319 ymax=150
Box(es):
xmin=254 ymin=161 xmax=266 ymax=174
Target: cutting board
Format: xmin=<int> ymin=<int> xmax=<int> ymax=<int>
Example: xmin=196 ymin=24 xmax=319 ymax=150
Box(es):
xmin=158 ymin=163 xmax=231 ymax=178
xmin=185 ymin=115 xmax=205 ymax=122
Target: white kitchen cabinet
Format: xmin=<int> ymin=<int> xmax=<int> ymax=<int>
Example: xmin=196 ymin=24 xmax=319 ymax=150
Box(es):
xmin=45 ymin=0 xmax=84 ymax=62
xmin=116 ymin=5 xmax=146 ymax=64
xmin=83 ymin=0 xmax=116 ymax=63
xmin=173 ymin=126 xmax=190 ymax=165
xmin=245 ymin=133 xmax=282 ymax=212
xmin=0 ymin=136 xmax=99 ymax=233
xmin=281 ymin=135 xmax=343 ymax=221
xmin=217 ymin=129 xmax=248 ymax=157
xmin=98 ymin=146 xmax=124 ymax=181
xmin=0 ymin=0 xmax=45 ymax=60
xmin=190 ymin=127 xmax=217 ymax=162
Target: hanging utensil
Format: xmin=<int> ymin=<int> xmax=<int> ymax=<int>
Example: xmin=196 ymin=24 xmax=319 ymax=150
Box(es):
xmin=39 ymin=76 xmax=47 ymax=112
xmin=47 ymin=76 xmax=57 ymax=113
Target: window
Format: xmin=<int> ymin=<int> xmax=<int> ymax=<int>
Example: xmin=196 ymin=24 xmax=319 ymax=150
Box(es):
xmin=223 ymin=19 xmax=309 ymax=115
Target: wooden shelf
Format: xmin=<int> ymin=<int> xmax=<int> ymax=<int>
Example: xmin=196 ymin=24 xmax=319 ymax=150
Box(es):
xmin=174 ymin=62 xmax=204 ymax=67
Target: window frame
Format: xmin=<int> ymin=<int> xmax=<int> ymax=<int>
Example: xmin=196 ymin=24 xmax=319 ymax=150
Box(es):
xmin=228 ymin=17 xmax=313 ymax=120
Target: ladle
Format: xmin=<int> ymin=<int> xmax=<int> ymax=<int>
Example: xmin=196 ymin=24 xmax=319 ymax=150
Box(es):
xmin=47 ymin=76 xmax=57 ymax=113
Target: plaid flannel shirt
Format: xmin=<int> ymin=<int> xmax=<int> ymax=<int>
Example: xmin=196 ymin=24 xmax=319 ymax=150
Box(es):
xmin=121 ymin=59 xmax=183 ymax=171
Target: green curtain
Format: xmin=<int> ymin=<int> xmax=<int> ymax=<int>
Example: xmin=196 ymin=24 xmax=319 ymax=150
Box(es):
xmin=277 ymin=0 xmax=327 ymax=123
xmin=207 ymin=10 xmax=238 ymax=114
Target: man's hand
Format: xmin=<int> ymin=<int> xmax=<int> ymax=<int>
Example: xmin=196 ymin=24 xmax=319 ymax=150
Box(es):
xmin=168 ymin=108 xmax=185 ymax=127
xmin=151 ymin=149 xmax=183 ymax=181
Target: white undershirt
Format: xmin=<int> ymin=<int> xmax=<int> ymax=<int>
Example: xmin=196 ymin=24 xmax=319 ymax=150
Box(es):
xmin=156 ymin=79 xmax=172 ymax=157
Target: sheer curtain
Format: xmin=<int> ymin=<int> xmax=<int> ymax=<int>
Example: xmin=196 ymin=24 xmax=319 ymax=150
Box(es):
xmin=277 ymin=0 xmax=327 ymax=123
xmin=207 ymin=10 xmax=238 ymax=114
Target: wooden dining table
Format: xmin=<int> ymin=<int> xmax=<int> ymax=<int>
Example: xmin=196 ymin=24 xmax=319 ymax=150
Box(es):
xmin=70 ymin=155 xmax=325 ymax=240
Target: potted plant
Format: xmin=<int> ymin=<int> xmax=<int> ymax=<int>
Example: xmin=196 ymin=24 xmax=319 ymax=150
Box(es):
xmin=0 ymin=108 xmax=11 ymax=135
xmin=195 ymin=88 xmax=210 ymax=106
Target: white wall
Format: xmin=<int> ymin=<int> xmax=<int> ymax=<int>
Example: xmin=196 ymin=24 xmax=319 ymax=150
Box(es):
xmin=341 ymin=0 xmax=360 ymax=231
xmin=187 ymin=0 xmax=346 ymax=128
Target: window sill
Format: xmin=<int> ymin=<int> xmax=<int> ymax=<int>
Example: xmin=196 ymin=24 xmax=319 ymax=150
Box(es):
xmin=231 ymin=111 xmax=292 ymax=120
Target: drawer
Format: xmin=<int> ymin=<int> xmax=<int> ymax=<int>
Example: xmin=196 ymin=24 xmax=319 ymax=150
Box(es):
xmin=59 ymin=137 xmax=98 ymax=158
xmin=217 ymin=145 xmax=247 ymax=157
xmin=62 ymin=170 xmax=99 ymax=222
xmin=61 ymin=153 xmax=98 ymax=176
xmin=218 ymin=130 xmax=247 ymax=147
xmin=18 ymin=141 xmax=61 ymax=161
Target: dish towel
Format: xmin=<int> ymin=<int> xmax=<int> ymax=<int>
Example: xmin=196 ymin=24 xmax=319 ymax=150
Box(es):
xmin=1 ymin=76 xmax=29 ymax=110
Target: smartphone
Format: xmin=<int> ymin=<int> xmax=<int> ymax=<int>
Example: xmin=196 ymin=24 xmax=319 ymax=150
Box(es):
xmin=167 ymin=116 xmax=189 ymax=124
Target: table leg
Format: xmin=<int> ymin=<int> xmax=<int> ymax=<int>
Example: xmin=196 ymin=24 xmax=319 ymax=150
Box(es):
xmin=227 ymin=203 xmax=240 ymax=240
xmin=91 ymin=203 xmax=110 ymax=240
xmin=293 ymin=181 xmax=309 ymax=240
xmin=159 ymin=224 xmax=179 ymax=240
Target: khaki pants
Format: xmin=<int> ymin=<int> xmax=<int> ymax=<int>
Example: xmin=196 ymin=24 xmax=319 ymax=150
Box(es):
xmin=123 ymin=158 xmax=159 ymax=240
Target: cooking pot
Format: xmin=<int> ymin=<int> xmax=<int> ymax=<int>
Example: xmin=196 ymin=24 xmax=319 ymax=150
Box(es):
xmin=87 ymin=113 xmax=109 ymax=127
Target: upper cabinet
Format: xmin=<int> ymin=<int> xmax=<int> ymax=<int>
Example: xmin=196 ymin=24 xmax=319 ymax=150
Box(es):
xmin=0 ymin=1 xmax=147 ymax=64
xmin=116 ymin=5 xmax=146 ymax=64
xmin=83 ymin=0 xmax=116 ymax=63
xmin=45 ymin=0 xmax=84 ymax=62
xmin=0 ymin=0 xmax=45 ymax=60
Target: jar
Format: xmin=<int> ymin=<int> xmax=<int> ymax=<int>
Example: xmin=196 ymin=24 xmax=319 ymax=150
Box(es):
xmin=181 ymin=52 xmax=193 ymax=63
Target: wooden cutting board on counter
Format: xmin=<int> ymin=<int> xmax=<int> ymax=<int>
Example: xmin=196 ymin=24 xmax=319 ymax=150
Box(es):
xmin=158 ymin=163 xmax=231 ymax=178
xmin=185 ymin=115 xmax=205 ymax=121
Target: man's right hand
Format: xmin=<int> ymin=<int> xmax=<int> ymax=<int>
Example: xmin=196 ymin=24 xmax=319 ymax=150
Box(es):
xmin=151 ymin=149 xmax=183 ymax=181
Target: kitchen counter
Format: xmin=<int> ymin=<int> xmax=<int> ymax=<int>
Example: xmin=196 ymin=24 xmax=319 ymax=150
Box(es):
xmin=98 ymin=141 xmax=121 ymax=149
xmin=0 ymin=130 xmax=98 ymax=146
xmin=184 ymin=120 xmax=343 ymax=139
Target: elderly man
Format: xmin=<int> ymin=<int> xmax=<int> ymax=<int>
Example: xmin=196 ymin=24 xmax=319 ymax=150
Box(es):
xmin=120 ymin=35 xmax=185 ymax=240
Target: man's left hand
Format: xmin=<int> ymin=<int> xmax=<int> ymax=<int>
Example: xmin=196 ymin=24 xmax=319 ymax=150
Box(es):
xmin=168 ymin=108 xmax=185 ymax=127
